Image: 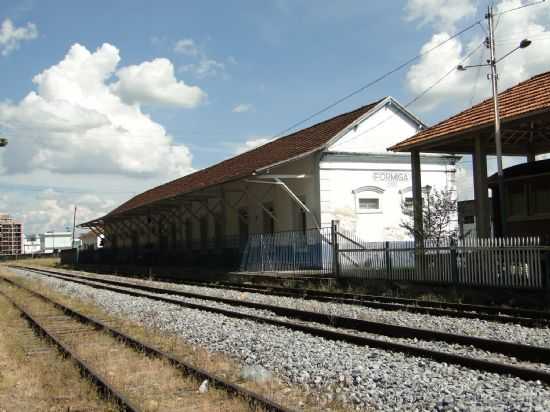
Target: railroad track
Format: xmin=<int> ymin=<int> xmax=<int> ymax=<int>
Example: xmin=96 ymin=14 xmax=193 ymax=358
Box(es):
xmin=0 ymin=275 xmax=294 ymax=412
xmin=12 ymin=265 xmax=550 ymax=386
xmin=27 ymin=265 xmax=549 ymax=326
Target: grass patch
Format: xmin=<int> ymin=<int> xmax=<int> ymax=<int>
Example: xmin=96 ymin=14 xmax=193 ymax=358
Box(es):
xmin=1 ymin=267 xmax=349 ymax=411
xmin=0 ymin=285 xmax=116 ymax=411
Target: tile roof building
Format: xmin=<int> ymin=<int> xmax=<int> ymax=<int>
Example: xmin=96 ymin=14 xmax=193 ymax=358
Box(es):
xmin=81 ymin=97 xmax=457 ymax=270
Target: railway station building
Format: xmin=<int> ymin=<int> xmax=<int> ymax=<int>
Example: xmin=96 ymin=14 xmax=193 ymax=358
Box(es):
xmin=81 ymin=97 xmax=457 ymax=269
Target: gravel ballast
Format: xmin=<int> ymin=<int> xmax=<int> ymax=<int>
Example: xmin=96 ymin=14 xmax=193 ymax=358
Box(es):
xmin=50 ymin=267 xmax=550 ymax=348
xmin=10 ymin=268 xmax=550 ymax=411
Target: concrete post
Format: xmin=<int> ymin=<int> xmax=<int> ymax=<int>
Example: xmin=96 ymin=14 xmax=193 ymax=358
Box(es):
xmin=472 ymin=137 xmax=491 ymax=238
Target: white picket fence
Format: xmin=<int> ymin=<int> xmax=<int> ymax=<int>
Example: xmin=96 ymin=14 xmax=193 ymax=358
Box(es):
xmin=337 ymin=232 xmax=550 ymax=289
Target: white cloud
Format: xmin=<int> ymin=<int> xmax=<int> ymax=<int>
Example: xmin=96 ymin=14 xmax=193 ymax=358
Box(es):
xmin=11 ymin=189 xmax=117 ymax=234
xmin=404 ymin=0 xmax=477 ymax=31
xmin=174 ymin=38 xmax=199 ymax=56
xmin=0 ymin=18 xmax=37 ymax=56
xmin=111 ymin=58 xmax=206 ymax=107
xmin=406 ymin=33 xmax=484 ymax=112
xmin=174 ymin=37 xmax=228 ymax=78
xmin=405 ymin=0 xmax=550 ymax=113
xmin=232 ymin=103 xmax=253 ymax=113
xmin=0 ymin=43 xmax=196 ymax=178
xmin=180 ymin=58 xmax=225 ymax=79
xmin=234 ymin=136 xmax=272 ymax=155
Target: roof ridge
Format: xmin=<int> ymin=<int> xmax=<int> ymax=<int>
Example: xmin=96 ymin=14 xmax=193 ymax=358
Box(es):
xmin=127 ymin=100 xmax=383 ymax=200
xmin=99 ymin=99 xmax=383 ymax=219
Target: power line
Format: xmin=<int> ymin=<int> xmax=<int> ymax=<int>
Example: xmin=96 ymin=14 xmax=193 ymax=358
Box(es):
xmin=272 ymin=20 xmax=482 ymax=138
xmin=407 ymin=42 xmax=485 ymax=108
xmin=494 ymin=0 xmax=547 ymax=16
xmin=469 ymin=45 xmax=487 ymax=107
xmin=330 ymin=41 xmax=485 ymax=150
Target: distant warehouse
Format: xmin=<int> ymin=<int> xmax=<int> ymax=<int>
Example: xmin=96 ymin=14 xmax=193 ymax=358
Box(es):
xmin=81 ymin=97 xmax=457 ymax=268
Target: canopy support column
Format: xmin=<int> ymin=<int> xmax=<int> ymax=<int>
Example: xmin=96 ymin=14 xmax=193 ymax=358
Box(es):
xmin=411 ymin=151 xmax=423 ymax=244
xmin=473 ymin=137 xmax=491 ymax=238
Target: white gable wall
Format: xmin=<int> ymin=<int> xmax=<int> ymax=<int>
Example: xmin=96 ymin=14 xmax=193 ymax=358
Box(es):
xmin=319 ymin=154 xmax=457 ymax=241
xmin=321 ymin=99 xmax=457 ymax=242
xmin=327 ymin=102 xmax=421 ymax=154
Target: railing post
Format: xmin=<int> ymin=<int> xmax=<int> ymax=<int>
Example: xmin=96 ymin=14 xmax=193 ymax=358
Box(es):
xmin=331 ymin=220 xmax=340 ymax=278
xmin=543 ymin=250 xmax=550 ymax=290
xmin=260 ymin=233 xmax=264 ymax=273
xmin=384 ymin=241 xmax=392 ymax=279
xmin=450 ymin=238 xmax=459 ymax=285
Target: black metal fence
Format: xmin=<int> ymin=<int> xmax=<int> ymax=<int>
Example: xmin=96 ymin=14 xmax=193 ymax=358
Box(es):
xmin=62 ymin=224 xmax=550 ymax=289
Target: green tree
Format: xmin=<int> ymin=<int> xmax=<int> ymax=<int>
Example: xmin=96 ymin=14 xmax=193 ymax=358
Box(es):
xmin=400 ymin=188 xmax=458 ymax=245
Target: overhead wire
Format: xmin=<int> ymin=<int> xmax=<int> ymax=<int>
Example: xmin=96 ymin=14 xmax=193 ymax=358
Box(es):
xmin=493 ymin=0 xmax=547 ymax=16
xmin=469 ymin=45 xmax=487 ymax=107
xmin=330 ymin=40 xmax=486 ymax=150
xmin=272 ymin=20 xmax=482 ymax=138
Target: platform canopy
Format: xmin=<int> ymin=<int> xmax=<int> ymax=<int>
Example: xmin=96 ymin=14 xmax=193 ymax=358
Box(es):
xmin=390 ymin=71 xmax=550 ymax=156
xmin=389 ymin=71 xmax=550 ymax=239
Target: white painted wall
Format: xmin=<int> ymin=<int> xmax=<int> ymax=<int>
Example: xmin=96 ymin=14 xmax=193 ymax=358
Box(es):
xmin=319 ymin=154 xmax=457 ymax=241
xmin=321 ymin=98 xmax=457 ymax=242
xmin=327 ymin=101 xmax=422 ymax=153
xmin=40 ymin=232 xmax=73 ymax=253
xmin=22 ymin=235 xmax=41 ymax=254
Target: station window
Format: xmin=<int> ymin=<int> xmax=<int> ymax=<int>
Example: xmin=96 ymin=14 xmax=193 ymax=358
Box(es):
xmin=358 ymin=198 xmax=380 ymax=210
xmin=353 ymin=186 xmax=384 ymax=214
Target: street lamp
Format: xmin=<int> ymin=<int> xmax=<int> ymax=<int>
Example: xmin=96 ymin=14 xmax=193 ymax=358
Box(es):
xmin=457 ymin=5 xmax=532 ymax=236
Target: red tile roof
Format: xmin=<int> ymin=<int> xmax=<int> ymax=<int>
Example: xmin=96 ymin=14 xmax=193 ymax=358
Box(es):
xmin=389 ymin=70 xmax=550 ymax=152
xmin=100 ymin=100 xmax=381 ymax=220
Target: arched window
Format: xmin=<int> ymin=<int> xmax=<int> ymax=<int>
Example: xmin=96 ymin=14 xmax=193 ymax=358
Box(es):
xmin=352 ymin=186 xmax=385 ymax=214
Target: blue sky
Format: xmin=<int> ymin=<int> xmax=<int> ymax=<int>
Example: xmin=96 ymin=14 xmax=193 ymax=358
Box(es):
xmin=0 ymin=0 xmax=549 ymax=234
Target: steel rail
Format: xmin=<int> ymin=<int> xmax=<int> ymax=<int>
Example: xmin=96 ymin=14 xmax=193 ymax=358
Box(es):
xmin=136 ymin=277 xmax=549 ymax=327
xmin=0 ymin=288 xmax=142 ymax=412
xmin=14 ymin=267 xmax=550 ymax=384
xmin=25 ymin=265 xmax=549 ymax=323
xmin=0 ymin=276 xmax=294 ymax=412
xmin=19 ymin=266 xmax=550 ymax=363
xmin=19 ymin=269 xmax=550 ymax=362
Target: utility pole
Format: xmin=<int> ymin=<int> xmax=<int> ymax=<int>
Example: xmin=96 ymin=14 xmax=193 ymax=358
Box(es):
xmin=486 ymin=4 xmax=507 ymax=236
xmin=71 ymin=205 xmax=77 ymax=248
xmin=458 ymin=6 xmax=532 ymax=237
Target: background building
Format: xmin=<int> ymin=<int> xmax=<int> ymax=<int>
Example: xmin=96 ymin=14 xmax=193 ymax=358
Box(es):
xmin=22 ymin=234 xmax=41 ymax=254
xmin=39 ymin=231 xmax=73 ymax=253
xmin=0 ymin=214 xmax=22 ymax=255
